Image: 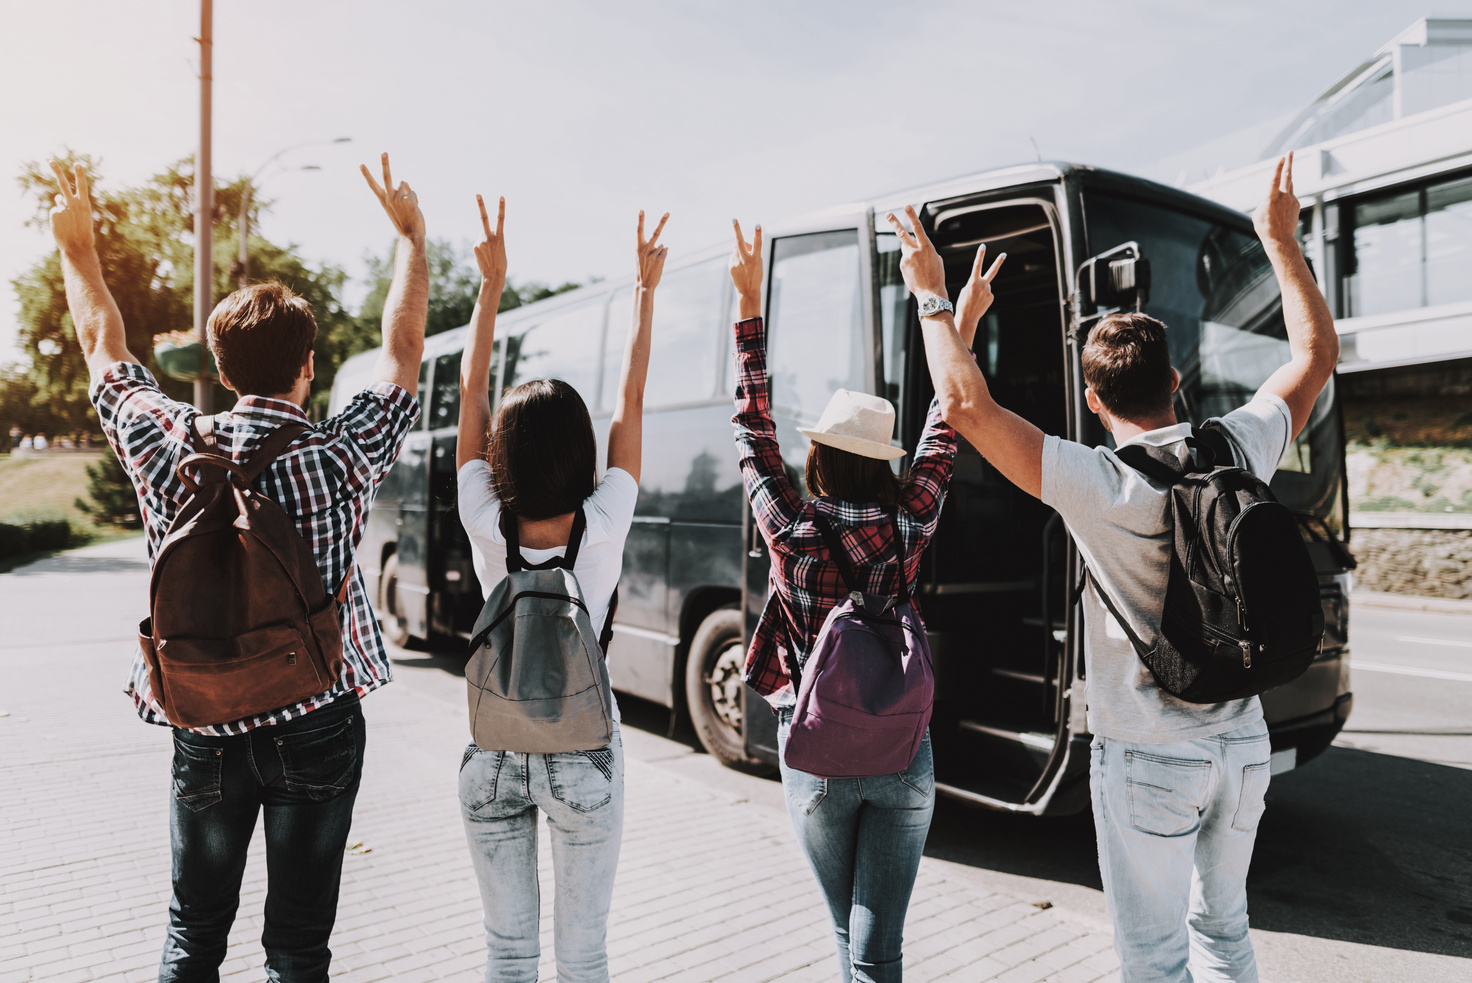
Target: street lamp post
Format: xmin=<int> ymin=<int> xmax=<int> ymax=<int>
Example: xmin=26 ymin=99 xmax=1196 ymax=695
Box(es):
xmin=234 ymin=137 xmax=349 ymax=290
xmin=193 ymin=0 xmax=213 ymax=412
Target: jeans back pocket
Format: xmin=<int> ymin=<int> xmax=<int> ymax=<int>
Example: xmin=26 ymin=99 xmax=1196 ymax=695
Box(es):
xmin=1232 ymin=762 xmax=1271 ymax=832
xmin=545 ymin=750 xmax=614 ymax=813
xmin=172 ymin=736 xmax=224 ymax=813
xmin=274 ymin=715 xmax=359 ymax=802
xmin=1124 ymin=751 xmax=1211 ymax=837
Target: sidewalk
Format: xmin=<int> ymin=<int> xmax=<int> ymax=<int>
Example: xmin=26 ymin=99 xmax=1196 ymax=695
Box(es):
xmin=0 ymin=538 xmax=1120 ymax=983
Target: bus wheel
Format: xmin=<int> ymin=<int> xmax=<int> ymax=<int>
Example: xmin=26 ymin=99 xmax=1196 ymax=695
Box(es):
xmin=686 ymin=608 xmax=770 ymax=774
xmin=377 ymin=554 xmax=413 ymax=649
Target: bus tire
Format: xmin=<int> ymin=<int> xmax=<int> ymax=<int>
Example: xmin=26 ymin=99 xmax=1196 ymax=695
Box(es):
xmin=377 ymin=554 xmax=414 ymax=649
xmin=685 ymin=607 xmax=771 ymax=774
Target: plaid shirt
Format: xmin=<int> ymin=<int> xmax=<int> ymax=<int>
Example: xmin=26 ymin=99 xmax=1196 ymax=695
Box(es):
xmin=90 ymin=362 xmax=420 ymax=735
xmin=731 ymin=317 xmax=959 ymax=709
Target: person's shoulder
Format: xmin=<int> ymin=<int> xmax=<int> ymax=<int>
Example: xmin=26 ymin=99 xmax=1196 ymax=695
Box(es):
xmin=1214 ymin=394 xmax=1292 ymax=472
xmin=322 ymin=382 xmax=421 ymax=431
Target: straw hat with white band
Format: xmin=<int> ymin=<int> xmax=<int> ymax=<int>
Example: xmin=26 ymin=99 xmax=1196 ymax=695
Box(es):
xmin=797 ymin=388 xmax=906 ymax=461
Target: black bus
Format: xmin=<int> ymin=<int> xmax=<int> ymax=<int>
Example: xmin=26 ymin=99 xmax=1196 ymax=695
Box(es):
xmin=330 ymin=162 xmax=1354 ymax=816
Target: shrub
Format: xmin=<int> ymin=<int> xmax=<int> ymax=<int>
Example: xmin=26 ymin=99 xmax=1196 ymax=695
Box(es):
xmin=75 ymin=452 xmax=143 ymax=529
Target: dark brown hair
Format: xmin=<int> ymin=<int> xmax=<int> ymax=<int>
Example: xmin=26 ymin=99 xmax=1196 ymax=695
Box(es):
xmin=487 ymin=379 xmax=597 ymax=521
xmin=207 ymin=282 xmax=317 ymax=396
xmin=805 ymin=442 xmax=902 ymax=509
xmin=1081 ymin=312 xmax=1175 ymax=423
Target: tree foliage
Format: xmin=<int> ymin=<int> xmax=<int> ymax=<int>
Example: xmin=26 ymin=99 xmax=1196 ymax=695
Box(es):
xmin=6 ymin=152 xmax=354 ymax=434
xmin=75 ymin=450 xmax=143 ymax=529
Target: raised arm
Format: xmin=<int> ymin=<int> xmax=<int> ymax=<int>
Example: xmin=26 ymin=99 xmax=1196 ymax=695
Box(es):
xmin=605 ymin=210 xmax=668 ymax=483
xmin=1251 ymin=152 xmax=1339 ymax=440
xmin=728 ymin=220 xmax=809 ymax=546
xmin=457 ymin=195 xmax=507 ymax=471
xmin=49 ymin=162 xmax=136 ymax=379
xmin=360 ymin=153 xmax=428 ymax=395
xmin=887 ymin=207 xmax=1044 ymax=499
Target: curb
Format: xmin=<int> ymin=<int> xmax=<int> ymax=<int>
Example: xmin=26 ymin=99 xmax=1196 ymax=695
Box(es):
xmin=1351 ymin=589 xmax=1472 ymax=615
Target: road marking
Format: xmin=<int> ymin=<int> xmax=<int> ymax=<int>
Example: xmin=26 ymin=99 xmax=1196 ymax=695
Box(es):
xmin=1354 ymin=661 xmax=1472 ymax=683
xmin=1392 ymin=635 xmax=1472 ymax=648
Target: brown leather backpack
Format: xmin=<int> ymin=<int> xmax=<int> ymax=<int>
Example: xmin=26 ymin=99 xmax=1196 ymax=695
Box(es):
xmin=137 ymin=416 xmax=348 ymax=728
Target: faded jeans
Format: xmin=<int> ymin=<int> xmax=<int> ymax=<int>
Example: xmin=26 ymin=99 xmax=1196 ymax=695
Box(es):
xmin=1090 ymin=721 xmax=1272 ymax=983
xmin=459 ymin=725 xmax=624 ymax=983
xmin=160 ymin=695 xmax=365 ymax=983
xmin=777 ymin=711 xmax=935 ymax=983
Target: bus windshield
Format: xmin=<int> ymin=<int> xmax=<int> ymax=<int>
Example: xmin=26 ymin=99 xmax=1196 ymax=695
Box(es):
xmin=1085 ymin=193 xmax=1344 ymax=526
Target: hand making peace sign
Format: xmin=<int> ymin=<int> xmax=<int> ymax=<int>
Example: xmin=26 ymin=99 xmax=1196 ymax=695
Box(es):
xmin=474 ymin=194 xmax=507 ymax=289
xmin=636 ymin=209 xmax=669 ymax=291
xmin=49 ymin=161 xmax=95 ymax=258
xmin=360 ymin=152 xmax=425 ymax=242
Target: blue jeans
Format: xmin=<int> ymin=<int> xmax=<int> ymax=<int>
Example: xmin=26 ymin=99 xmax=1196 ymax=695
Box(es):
xmin=459 ymin=725 xmax=625 ymax=983
xmin=777 ymin=712 xmax=935 ymax=983
xmin=1090 ymin=721 xmax=1271 ymax=983
xmin=160 ymin=696 xmax=366 ymax=983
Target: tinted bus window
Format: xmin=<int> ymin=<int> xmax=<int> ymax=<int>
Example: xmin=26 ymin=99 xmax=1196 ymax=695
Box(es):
xmin=1086 ymin=193 xmax=1342 ymax=518
xmin=601 ymin=259 xmax=726 ymax=410
xmin=502 ymin=300 xmax=606 ymax=405
xmin=428 ymin=353 xmax=460 ymax=431
xmin=767 ymin=231 xmax=865 ymax=423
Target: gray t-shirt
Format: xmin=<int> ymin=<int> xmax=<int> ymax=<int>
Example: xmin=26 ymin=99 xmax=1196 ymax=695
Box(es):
xmin=1041 ymin=394 xmax=1293 ymax=743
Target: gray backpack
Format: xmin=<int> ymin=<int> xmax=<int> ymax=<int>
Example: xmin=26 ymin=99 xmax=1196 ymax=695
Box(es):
xmin=465 ymin=507 xmax=617 ymax=752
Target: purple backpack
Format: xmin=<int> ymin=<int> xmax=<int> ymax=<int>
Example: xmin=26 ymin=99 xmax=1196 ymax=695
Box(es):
xmin=783 ymin=510 xmax=935 ymax=779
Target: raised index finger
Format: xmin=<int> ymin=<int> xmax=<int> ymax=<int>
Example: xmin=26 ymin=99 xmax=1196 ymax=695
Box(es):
xmin=478 ymin=194 xmax=492 ymax=240
xmin=380 ymin=153 xmax=394 ymax=198
xmin=647 ymin=212 xmax=669 ymax=249
xmin=49 ymin=161 xmax=74 ymax=200
xmin=904 ymin=205 xmax=932 ymax=247
xmin=360 ymin=163 xmax=385 ymax=200
xmin=983 ymin=251 xmax=1007 ymax=283
xmin=73 ymin=164 xmax=90 ymax=204
xmin=733 ymin=219 xmax=748 ymax=253
xmin=496 ymin=196 xmax=505 ymax=238
xmin=1268 ymin=156 xmax=1285 ymax=197
xmin=1282 ymin=151 xmax=1294 ymax=195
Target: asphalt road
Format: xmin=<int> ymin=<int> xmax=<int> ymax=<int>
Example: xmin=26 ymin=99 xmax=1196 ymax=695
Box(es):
xmin=609 ymin=595 xmax=1472 ymax=983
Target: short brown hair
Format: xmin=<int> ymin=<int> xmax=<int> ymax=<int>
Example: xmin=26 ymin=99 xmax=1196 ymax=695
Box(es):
xmin=1081 ymin=312 xmax=1175 ymax=423
xmin=207 ymin=282 xmax=317 ymax=396
xmin=487 ymin=379 xmax=597 ymax=522
xmin=806 ymin=442 xmax=901 ymax=509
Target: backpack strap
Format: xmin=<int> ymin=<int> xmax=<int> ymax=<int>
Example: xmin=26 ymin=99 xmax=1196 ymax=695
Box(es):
xmin=240 ymin=423 xmax=309 ymax=484
xmin=191 ymin=413 xmax=217 ymax=452
xmin=1192 ymin=421 xmax=1235 ymax=471
xmin=599 ymin=586 xmax=619 ymax=655
xmin=504 ymin=508 xmax=587 ymax=573
xmin=1114 ymin=442 xmax=1183 ymax=486
xmin=812 ymin=510 xmax=860 ymax=595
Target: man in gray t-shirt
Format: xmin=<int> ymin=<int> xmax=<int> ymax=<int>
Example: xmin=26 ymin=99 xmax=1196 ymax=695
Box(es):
xmin=884 ymin=154 xmax=1337 ymax=983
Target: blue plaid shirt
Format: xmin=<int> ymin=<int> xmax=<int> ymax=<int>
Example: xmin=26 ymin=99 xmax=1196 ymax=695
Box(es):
xmin=90 ymin=362 xmax=419 ymax=735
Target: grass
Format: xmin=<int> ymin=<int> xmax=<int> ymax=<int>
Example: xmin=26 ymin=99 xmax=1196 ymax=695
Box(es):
xmin=0 ymin=452 xmax=140 ymax=569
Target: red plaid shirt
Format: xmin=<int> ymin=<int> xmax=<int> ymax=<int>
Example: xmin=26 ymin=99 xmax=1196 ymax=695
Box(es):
xmin=731 ymin=317 xmax=958 ymax=709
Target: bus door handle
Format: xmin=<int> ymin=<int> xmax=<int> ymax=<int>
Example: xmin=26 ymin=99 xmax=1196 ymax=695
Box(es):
xmin=748 ymin=518 xmax=763 ymax=559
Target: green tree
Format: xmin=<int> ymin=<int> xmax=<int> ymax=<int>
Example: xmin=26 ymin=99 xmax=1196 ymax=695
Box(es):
xmin=7 ymin=152 xmax=353 ymax=433
xmin=75 ymin=451 xmax=143 ymax=529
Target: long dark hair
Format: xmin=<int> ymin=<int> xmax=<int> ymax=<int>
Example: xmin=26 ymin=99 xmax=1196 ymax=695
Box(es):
xmin=805 ymin=442 xmax=902 ymax=508
xmin=486 ymin=379 xmax=597 ymax=521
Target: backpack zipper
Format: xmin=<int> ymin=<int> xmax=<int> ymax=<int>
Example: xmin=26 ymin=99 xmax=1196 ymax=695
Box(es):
xmin=1165 ymin=608 xmax=1254 ymax=669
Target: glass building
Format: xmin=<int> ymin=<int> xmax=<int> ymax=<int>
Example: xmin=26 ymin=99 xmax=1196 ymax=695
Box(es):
xmin=1189 ymin=17 xmax=1472 ymax=375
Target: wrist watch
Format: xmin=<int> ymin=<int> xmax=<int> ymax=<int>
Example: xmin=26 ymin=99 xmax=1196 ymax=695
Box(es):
xmin=917 ymin=295 xmax=954 ymax=319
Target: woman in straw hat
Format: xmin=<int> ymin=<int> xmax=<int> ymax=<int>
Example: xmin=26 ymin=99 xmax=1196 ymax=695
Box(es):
xmin=727 ymin=219 xmax=1004 ymax=982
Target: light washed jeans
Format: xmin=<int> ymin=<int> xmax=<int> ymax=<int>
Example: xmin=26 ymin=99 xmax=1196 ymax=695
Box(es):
xmin=458 ymin=725 xmax=624 ymax=983
xmin=1090 ymin=721 xmax=1271 ymax=983
xmin=777 ymin=711 xmax=935 ymax=983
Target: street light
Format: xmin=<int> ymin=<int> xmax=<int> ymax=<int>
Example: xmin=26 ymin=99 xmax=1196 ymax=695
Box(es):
xmin=236 ymin=137 xmax=351 ymax=288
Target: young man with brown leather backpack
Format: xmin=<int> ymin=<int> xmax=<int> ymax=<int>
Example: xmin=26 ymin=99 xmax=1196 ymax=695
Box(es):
xmin=49 ymin=154 xmax=428 ymax=983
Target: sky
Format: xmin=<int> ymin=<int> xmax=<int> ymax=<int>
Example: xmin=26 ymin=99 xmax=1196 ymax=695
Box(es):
xmin=0 ymin=0 xmax=1460 ymax=365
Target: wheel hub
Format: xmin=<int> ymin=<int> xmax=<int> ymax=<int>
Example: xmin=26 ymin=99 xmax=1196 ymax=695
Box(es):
xmin=704 ymin=642 xmax=745 ymax=731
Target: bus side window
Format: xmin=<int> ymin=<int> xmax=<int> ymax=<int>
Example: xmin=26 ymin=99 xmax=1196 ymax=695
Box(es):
xmin=601 ymin=259 xmax=726 ymax=409
xmin=767 ymin=231 xmax=866 ymax=422
xmin=429 ymin=353 xmax=460 ymax=431
xmin=502 ymin=300 xmax=606 ymax=407
xmin=416 ymin=359 xmax=431 ymax=428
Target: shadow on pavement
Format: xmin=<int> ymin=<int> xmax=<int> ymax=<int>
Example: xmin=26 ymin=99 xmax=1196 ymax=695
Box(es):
xmin=923 ymin=745 xmax=1472 ymax=960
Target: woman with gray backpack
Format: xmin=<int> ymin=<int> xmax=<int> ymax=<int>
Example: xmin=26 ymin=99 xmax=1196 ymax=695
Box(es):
xmin=727 ymin=220 xmax=1004 ymax=983
xmin=453 ymin=195 xmax=668 ymax=983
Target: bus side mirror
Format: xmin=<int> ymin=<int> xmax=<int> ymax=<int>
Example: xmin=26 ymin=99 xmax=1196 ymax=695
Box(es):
xmin=1080 ymin=242 xmax=1150 ymax=313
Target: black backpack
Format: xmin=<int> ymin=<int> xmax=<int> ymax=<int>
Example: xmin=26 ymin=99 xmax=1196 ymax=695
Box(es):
xmin=1082 ymin=422 xmax=1324 ymax=704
